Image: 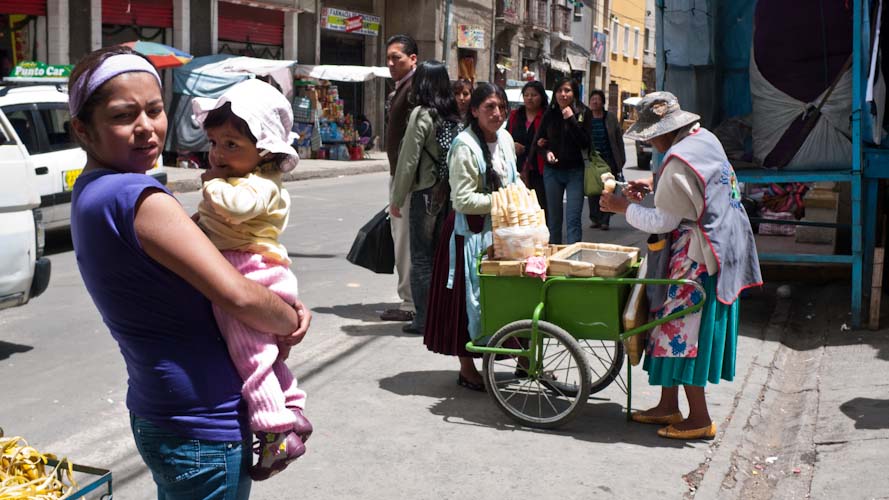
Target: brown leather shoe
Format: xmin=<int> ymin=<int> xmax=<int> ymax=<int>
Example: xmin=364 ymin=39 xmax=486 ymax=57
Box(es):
xmin=630 ymin=411 xmax=684 ymax=425
xmin=657 ymin=422 xmax=717 ymax=440
xmin=380 ymin=309 xmax=414 ymax=322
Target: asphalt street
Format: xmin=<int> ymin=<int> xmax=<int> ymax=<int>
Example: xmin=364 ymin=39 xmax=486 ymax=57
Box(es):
xmin=0 ymin=163 xmax=792 ymax=499
xmin=12 ymin=151 xmax=885 ymax=500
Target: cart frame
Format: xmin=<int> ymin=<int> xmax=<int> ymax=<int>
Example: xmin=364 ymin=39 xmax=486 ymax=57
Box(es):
xmin=466 ymin=265 xmax=705 ymax=427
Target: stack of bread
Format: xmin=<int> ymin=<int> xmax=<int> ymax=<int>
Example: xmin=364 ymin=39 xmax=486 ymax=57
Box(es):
xmin=490 ymin=184 xmax=547 ymax=259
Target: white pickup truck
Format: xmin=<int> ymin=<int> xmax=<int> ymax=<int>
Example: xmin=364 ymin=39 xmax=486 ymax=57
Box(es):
xmin=0 ymin=105 xmax=50 ymax=310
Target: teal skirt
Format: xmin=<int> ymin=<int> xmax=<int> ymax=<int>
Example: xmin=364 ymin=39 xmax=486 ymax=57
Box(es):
xmin=642 ymin=273 xmax=739 ymax=387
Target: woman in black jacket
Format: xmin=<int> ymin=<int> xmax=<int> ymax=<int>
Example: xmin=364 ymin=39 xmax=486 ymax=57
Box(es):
xmin=529 ymin=78 xmax=592 ymax=244
xmin=506 ymin=80 xmax=548 ymax=220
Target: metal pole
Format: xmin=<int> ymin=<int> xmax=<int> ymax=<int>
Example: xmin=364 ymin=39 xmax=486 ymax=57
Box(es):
xmin=490 ymin=0 xmax=497 ymax=83
xmin=443 ymin=0 xmax=453 ymax=66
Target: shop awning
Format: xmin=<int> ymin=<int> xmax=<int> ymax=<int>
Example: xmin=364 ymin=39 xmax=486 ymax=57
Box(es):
xmin=173 ymin=54 xmax=297 ymax=98
xmin=295 ymin=65 xmax=390 ymax=82
xmin=567 ymin=54 xmax=588 ymax=72
xmin=548 ymin=59 xmax=571 ymax=74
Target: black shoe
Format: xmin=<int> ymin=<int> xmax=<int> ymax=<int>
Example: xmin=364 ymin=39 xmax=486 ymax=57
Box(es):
xmin=402 ymin=324 xmax=422 ymax=334
xmin=380 ymin=309 xmax=414 ymax=322
xmin=589 ymin=220 xmax=602 ymax=229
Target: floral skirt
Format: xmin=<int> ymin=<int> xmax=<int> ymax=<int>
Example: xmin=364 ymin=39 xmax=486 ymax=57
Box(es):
xmin=643 ymin=273 xmax=739 ymax=387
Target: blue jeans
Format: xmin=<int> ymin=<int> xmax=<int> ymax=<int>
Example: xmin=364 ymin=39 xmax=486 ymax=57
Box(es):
xmin=543 ymin=166 xmax=585 ymax=244
xmin=408 ymin=187 xmax=447 ymax=333
xmin=130 ymin=414 xmax=252 ymax=500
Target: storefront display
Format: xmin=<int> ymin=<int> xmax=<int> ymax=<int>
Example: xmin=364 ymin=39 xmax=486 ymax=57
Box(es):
xmin=293 ymin=80 xmax=364 ymax=161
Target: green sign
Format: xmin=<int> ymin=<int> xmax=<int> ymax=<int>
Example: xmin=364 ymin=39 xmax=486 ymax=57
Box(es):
xmin=11 ymin=61 xmax=73 ymax=79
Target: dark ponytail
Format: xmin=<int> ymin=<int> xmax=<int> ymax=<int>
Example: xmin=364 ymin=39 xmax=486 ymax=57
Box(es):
xmin=465 ymin=83 xmax=509 ymax=193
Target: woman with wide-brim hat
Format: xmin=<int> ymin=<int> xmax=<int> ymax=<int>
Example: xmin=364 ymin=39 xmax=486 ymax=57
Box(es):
xmin=600 ymin=92 xmax=762 ymax=440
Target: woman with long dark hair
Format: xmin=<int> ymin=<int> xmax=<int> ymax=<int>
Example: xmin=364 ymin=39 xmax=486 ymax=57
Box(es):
xmin=587 ymin=89 xmax=626 ymax=230
xmin=529 ymin=77 xmax=592 ymax=244
xmin=506 ymin=80 xmax=548 ymax=220
xmin=390 ymin=60 xmax=463 ymax=335
xmin=424 ymin=83 xmax=523 ymax=391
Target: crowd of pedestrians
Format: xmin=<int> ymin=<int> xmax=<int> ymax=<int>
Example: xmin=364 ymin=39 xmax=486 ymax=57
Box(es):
xmin=62 ymin=32 xmax=760 ymax=499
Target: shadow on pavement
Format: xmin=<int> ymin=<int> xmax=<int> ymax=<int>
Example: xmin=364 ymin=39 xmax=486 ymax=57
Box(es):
xmin=379 ymin=369 xmax=688 ymax=448
xmin=288 ymin=252 xmax=339 ymax=259
xmin=314 ymin=302 xmax=402 ymax=322
xmin=839 ymin=397 xmax=889 ymax=430
xmin=340 ymin=322 xmax=420 ymax=338
xmin=0 ymin=341 xmax=33 ymax=361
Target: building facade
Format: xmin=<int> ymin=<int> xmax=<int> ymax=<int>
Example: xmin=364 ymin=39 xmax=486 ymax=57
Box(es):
xmin=1 ymin=0 xmax=651 ymax=141
xmin=605 ymin=0 xmax=644 ymax=117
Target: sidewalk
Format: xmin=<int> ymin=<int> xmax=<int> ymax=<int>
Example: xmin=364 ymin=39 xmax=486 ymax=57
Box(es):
xmin=694 ymin=282 xmax=889 ymax=500
xmin=160 ymin=150 xmax=390 ymax=193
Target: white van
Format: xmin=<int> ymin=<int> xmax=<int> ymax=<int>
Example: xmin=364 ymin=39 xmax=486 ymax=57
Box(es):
xmin=0 ymin=82 xmax=166 ymax=231
xmin=0 ymin=106 xmax=50 ymax=310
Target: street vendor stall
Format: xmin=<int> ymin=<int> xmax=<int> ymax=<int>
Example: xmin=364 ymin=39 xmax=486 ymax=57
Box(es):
xmin=292 ymin=64 xmax=389 ymax=160
xmin=655 ymin=0 xmax=884 ymax=327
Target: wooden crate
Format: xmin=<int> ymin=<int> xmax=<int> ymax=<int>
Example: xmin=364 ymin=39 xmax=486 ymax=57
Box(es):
xmin=548 ymin=243 xmax=640 ymax=277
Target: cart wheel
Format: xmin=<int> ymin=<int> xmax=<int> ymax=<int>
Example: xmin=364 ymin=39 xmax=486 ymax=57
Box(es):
xmin=482 ymin=320 xmax=591 ymax=429
xmin=578 ymin=339 xmax=624 ymax=394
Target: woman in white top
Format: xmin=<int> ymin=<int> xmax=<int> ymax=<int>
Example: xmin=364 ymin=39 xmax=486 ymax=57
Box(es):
xmin=601 ymin=92 xmax=762 ymax=441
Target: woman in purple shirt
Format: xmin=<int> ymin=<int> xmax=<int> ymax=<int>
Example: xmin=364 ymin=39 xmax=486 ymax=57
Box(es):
xmin=68 ymin=46 xmax=311 ymax=499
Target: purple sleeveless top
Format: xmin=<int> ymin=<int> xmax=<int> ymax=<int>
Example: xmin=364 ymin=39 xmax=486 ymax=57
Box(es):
xmin=71 ymin=170 xmax=245 ymax=441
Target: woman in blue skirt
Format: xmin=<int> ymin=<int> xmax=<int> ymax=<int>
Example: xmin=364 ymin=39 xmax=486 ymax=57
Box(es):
xmin=600 ymin=92 xmax=762 ymax=440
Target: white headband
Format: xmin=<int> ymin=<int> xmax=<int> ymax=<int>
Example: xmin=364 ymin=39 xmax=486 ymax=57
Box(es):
xmin=69 ymin=54 xmax=161 ymax=117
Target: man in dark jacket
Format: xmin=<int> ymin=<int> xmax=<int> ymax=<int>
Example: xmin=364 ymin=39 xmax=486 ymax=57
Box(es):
xmin=381 ymin=34 xmax=418 ymax=324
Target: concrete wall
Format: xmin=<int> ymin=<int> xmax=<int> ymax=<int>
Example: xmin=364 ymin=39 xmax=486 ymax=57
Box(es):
xmin=190 ymin=0 xmax=215 ymax=57
xmin=67 ymin=0 xmax=94 ymax=63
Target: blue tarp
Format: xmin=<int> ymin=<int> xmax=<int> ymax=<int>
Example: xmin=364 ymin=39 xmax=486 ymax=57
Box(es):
xmin=172 ymin=54 xmax=250 ymax=98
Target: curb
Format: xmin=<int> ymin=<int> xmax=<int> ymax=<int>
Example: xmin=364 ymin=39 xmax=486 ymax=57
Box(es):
xmin=693 ymin=297 xmax=791 ymax=498
xmin=164 ymin=161 xmax=389 ymax=193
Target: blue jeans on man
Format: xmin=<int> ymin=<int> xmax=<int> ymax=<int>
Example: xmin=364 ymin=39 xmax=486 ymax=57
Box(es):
xmin=543 ymin=166 xmax=585 ymax=244
xmin=130 ymin=414 xmax=252 ymax=500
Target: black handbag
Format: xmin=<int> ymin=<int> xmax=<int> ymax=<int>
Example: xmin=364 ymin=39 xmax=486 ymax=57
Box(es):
xmin=346 ymin=208 xmax=395 ymax=274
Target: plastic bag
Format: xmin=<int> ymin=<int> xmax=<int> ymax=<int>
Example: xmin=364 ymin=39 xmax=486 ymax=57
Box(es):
xmin=494 ymin=225 xmax=550 ymax=260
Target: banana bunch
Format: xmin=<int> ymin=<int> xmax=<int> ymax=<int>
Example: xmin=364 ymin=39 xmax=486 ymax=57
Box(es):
xmin=601 ymin=172 xmax=617 ymax=194
xmin=0 ymin=428 xmax=76 ymax=499
xmin=490 ymin=184 xmax=546 ymax=258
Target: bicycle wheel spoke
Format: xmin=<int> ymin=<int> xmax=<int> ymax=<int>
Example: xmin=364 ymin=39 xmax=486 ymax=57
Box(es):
xmin=539 ymin=382 xmax=560 ymax=414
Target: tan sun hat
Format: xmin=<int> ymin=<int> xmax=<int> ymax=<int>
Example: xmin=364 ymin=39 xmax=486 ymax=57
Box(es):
xmin=625 ymin=91 xmax=700 ymax=142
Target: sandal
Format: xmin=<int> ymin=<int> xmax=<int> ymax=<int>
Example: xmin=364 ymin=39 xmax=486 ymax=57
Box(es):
xmin=457 ymin=374 xmax=486 ymax=392
xmin=249 ymin=430 xmax=305 ymax=481
xmin=291 ymin=407 xmax=313 ymax=443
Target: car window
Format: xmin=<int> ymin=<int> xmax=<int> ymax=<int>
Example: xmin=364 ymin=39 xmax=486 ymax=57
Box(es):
xmin=0 ymin=122 xmax=10 ymax=145
xmin=36 ymin=104 xmax=78 ymax=152
xmin=2 ymin=107 xmax=39 ymax=154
